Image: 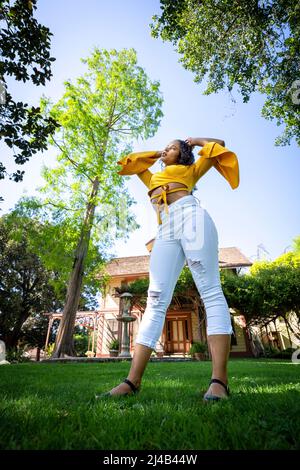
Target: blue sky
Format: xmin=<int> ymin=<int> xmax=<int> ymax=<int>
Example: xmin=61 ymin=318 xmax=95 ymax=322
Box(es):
xmin=1 ymin=0 xmax=299 ymax=263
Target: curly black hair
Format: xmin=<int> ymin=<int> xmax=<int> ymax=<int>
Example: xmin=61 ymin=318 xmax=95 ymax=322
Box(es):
xmin=160 ymin=139 xmax=198 ymax=193
xmin=175 ymin=139 xmax=195 ymax=166
xmin=168 ymin=139 xmax=198 ymax=194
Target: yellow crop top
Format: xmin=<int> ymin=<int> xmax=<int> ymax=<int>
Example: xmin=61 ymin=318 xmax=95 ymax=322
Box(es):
xmin=116 ymin=141 xmax=239 ymax=225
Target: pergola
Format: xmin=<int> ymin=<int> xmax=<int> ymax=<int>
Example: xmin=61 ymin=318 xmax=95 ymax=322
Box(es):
xmin=44 ymin=310 xmax=102 ymax=356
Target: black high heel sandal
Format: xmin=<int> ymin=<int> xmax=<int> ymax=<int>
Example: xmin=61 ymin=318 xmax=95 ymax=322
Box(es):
xmin=95 ymin=378 xmax=141 ymax=399
xmin=203 ymin=378 xmax=230 ymax=402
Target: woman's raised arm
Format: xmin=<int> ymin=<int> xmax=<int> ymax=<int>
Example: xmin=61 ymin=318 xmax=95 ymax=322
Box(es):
xmin=185 ymin=137 xmax=225 ymax=148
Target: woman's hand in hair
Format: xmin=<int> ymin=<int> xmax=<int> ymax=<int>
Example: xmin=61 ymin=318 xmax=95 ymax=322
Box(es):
xmin=184 ymin=137 xmax=197 ymax=149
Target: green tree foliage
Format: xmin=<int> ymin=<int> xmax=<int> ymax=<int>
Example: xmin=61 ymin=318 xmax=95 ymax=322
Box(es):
xmin=35 ymin=48 xmax=163 ymax=357
xmin=292 ymin=234 xmax=300 ymax=255
xmin=0 ymin=213 xmax=59 ymax=349
xmin=73 ymin=330 xmax=89 ymax=357
xmin=0 ymin=0 xmax=59 ymax=185
xmin=19 ymin=312 xmax=49 ymax=357
xmin=0 ymin=206 xmax=107 ymax=353
xmin=10 ymin=196 xmax=110 ymax=310
xmin=151 ymin=0 xmax=300 ymax=146
xmin=221 ymin=250 xmax=300 ymax=337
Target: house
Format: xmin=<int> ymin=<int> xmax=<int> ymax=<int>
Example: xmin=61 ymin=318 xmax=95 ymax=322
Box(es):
xmin=43 ymin=247 xmax=299 ymax=359
xmin=248 ymin=313 xmax=300 ymax=356
xmin=94 ymin=247 xmax=254 ymax=358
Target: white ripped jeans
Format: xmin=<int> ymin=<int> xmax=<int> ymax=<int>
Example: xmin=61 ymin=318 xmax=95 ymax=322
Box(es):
xmin=135 ymin=195 xmax=233 ymax=350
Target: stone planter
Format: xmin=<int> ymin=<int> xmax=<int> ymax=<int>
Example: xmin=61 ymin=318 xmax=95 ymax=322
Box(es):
xmin=109 ymin=349 xmax=119 ymax=357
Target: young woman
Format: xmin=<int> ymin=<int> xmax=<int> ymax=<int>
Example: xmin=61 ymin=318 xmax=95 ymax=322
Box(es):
xmin=97 ymin=137 xmax=240 ymax=402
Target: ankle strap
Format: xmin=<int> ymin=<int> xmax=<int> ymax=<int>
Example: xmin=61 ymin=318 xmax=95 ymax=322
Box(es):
xmin=123 ymin=378 xmax=139 ymax=393
xmin=210 ymin=378 xmax=230 ymax=395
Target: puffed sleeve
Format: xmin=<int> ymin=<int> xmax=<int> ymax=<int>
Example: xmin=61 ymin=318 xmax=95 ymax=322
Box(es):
xmin=136 ymin=169 xmax=153 ymax=189
xmin=116 ymin=150 xmax=160 ymax=175
xmin=193 ymin=142 xmax=239 ymax=189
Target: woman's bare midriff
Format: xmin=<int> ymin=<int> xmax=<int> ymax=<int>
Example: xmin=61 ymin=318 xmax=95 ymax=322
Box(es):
xmin=149 ymin=182 xmax=191 ymax=209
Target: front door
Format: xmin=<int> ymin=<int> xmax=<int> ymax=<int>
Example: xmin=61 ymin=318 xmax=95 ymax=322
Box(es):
xmin=164 ymin=316 xmax=191 ymax=354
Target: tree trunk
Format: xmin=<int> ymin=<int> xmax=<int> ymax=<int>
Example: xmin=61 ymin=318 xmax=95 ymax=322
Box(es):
xmin=4 ymin=310 xmax=31 ymax=350
xmin=51 ymin=177 xmax=100 ymax=358
xmin=265 ymin=324 xmax=271 ymax=347
xmin=284 ymin=316 xmax=293 ymax=347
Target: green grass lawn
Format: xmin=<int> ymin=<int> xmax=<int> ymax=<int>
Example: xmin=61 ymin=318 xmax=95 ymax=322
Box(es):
xmin=0 ymin=359 xmax=299 ymax=450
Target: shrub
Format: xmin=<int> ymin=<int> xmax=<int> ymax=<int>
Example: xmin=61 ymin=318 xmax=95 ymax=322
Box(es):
xmin=109 ymin=338 xmax=119 ymax=350
xmin=269 ymin=347 xmax=297 ymax=359
xmin=189 ymin=341 xmax=207 ymax=355
xmin=45 ymin=342 xmax=55 ymax=358
xmin=6 ymin=346 xmax=31 ymax=363
xmin=263 ymin=345 xmax=280 ymax=357
xmin=74 ymin=334 xmax=89 ymax=357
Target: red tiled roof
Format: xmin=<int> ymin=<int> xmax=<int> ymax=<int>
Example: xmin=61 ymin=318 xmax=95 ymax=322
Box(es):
xmin=97 ymin=247 xmax=252 ymax=278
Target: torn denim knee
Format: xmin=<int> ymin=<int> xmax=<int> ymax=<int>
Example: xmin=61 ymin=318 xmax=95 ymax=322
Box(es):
xmin=187 ymin=257 xmax=205 ymax=272
xmin=147 ymin=289 xmax=162 ymax=307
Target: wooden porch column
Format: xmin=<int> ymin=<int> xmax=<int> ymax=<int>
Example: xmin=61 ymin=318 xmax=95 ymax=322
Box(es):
xmin=92 ymin=315 xmax=96 ymax=354
xmin=44 ymin=316 xmax=54 ymax=351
